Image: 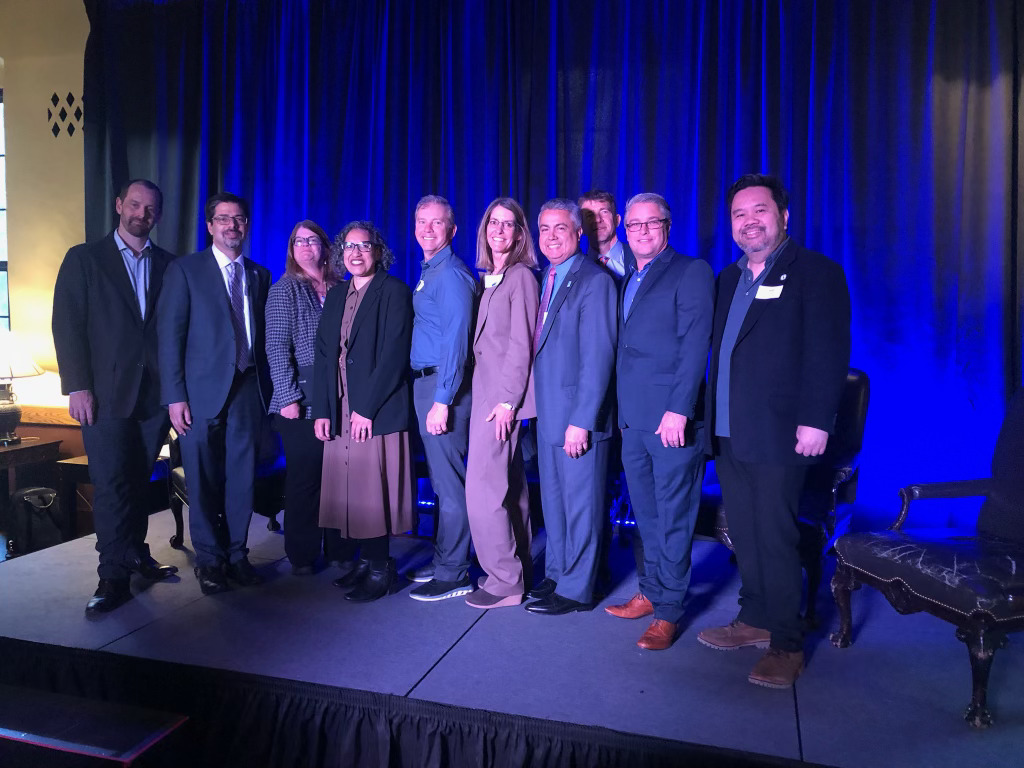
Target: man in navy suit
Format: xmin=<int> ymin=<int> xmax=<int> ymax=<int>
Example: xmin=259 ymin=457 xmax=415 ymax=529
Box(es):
xmin=158 ymin=192 xmax=273 ymax=595
xmin=524 ymin=198 xmax=617 ymax=615
xmin=605 ymin=193 xmax=714 ymax=651
xmin=697 ymin=174 xmax=850 ymax=688
xmin=53 ymin=179 xmax=178 ymax=615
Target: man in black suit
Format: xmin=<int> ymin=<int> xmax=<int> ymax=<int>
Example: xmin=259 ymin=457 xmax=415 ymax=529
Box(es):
xmin=697 ymin=174 xmax=850 ymax=689
xmin=158 ymin=192 xmax=273 ymax=595
xmin=52 ymin=178 xmax=178 ymax=615
xmin=605 ymin=193 xmax=714 ymax=650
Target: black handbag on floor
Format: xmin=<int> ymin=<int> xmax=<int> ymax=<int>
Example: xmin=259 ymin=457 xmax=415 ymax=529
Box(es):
xmin=5 ymin=487 xmax=63 ymax=556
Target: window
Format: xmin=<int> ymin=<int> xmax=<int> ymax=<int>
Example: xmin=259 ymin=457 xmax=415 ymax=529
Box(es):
xmin=0 ymin=88 xmax=8 ymax=329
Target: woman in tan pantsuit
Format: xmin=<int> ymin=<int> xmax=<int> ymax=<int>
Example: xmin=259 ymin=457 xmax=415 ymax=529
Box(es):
xmin=464 ymin=198 xmax=540 ymax=609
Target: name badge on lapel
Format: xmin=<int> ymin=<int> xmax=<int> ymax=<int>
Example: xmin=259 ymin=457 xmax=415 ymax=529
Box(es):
xmin=755 ymin=284 xmax=783 ymax=300
xmin=483 ymin=274 xmax=503 ymax=289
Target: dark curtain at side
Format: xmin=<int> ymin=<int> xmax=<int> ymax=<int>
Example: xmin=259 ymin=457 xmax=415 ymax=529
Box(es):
xmin=82 ymin=0 xmax=1022 ymax=526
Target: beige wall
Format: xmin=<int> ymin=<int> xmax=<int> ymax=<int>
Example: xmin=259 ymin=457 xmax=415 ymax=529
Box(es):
xmin=0 ymin=0 xmax=88 ymax=377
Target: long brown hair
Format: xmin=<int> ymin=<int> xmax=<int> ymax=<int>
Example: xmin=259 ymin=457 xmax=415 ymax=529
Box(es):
xmin=475 ymin=197 xmax=537 ymax=273
xmin=285 ymin=219 xmax=337 ymax=285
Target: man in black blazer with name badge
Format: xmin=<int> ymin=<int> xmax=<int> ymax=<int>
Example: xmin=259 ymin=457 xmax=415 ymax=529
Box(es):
xmin=53 ymin=179 xmax=178 ymax=615
xmin=524 ymin=199 xmax=617 ymax=615
xmin=606 ymin=193 xmax=714 ymax=650
xmin=158 ymin=192 xmax=272 ymax=595
xmin=697 ymin=174 xmax=851 ymax=690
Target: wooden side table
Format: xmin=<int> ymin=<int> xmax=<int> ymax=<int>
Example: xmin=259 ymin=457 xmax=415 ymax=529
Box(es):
xmin=0 ymin=438 xmax=63 ymax=547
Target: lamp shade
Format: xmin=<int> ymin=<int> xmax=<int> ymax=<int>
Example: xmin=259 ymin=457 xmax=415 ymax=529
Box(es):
xmin=0 ymin=329 xmax=44 ymax=381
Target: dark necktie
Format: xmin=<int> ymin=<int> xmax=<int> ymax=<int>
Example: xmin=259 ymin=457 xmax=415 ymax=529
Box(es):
xmin=227 ymin=261 xmax=249 ymax=370
xmin=533 ymin=267 xmax=556 ymax=350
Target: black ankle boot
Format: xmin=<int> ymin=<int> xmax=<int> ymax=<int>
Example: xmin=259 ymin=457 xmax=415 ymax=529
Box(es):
xmin=345 ymin=558 xmax=396 ymax=602
xmin=333 ymin=558 xmax=370 ymax=589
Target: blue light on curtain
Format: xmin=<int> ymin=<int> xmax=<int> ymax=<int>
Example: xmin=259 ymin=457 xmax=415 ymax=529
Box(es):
xmin=83 ymin=0 xmax=1022 ymax=527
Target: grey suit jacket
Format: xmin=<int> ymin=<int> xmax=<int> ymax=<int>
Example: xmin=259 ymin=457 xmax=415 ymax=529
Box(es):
xmin=533 ymin=253 xmax=617 ymax=445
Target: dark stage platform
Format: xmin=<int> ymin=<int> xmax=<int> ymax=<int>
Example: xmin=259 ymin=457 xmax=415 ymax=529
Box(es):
xmin=0 ymin=510 xmax=1021 ymax=767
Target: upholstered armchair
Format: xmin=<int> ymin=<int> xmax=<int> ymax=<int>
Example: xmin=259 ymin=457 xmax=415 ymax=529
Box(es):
xmin=830 ymin=390 xmax=1024 ymax=728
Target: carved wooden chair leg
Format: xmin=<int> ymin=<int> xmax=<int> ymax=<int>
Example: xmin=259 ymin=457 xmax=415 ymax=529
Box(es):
xmin=956 ymin=623 xmax=1008 ymax=728
xmin=829 ymin=563 xmax=857 ymax=647
xmin=169 ymin=495 xmax=184 ymax=548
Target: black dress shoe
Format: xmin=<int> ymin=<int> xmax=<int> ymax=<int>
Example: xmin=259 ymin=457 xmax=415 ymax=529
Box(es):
xmin=527 ymin=578 xmax=557 ymax=599
xmin=333 ymin=558 xmax=370 ymax=589
xmin=346 ymin=559 xmax=396 ymax=603
xmin=86 ymin=578 xmax=131 ymax=616
xmin=195 ymin=565 xmax=231 ymax=595
xmin=226 ymin=557 xmax=264 ymax=587
xmin=129 ymin=557 xmax=179 ymax=581
xmin=524 ymin=593 xmax=593 ymax=615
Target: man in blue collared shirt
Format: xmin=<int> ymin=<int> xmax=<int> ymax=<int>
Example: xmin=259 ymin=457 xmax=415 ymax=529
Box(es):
xmin=408 ymin=195 xmax=480 ymax=602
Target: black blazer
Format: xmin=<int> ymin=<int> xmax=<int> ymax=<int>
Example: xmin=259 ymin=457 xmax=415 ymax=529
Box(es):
xmin=312 ymin=270 xmax=413 ymax=437
xmin=616 ymin=246 xmax=714 ymax=433
xmin=52 ymin=231 xmax=175 ymax=420
xmin=706 ymin=239 xmax=851 ymax=464
xmin=158 ymin=247 xmax=272 ymax=417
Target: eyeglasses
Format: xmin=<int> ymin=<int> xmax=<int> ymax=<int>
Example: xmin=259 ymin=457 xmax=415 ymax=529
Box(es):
xmin=292 ymin=236 xmax=322 ymax=248
xmin=342 ymin=241 xmax=374 ymax=252
xmin=624 ymin=218 xmax=669 ymax=232
xmin=487 ymin=219 xmax=518 ymax=232
xmin=211 ymin=214 xmax=248 ymax=226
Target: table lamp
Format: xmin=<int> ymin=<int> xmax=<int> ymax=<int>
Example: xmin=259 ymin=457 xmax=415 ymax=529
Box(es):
xmin=0 ymin=329 xmax=44 ymax=445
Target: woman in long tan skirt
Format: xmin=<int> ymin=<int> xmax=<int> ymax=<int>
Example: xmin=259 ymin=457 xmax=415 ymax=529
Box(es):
xmin=312 ymin=221 xmax=414 ymax=602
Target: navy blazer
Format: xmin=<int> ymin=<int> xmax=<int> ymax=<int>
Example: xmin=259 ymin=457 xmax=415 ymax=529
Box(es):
xmin=616 ymin=246 xmax=714 ymax=434
xmin=534 ymin=253 xmax=617 ymax=445
xmin=52 ymin=232 xmax=175 ymax=420
xmin=157 ymin=247 xmax=272 ymax=417
xmin=312 ymin=269 xmax=413 ymax=437
xmin=706 ymin=239 xmax=851 ymax=464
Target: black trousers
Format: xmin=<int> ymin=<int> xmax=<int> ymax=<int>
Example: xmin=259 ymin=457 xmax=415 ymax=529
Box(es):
xmin=714 ymin=437 xmax=808 ymax=652
xmin=272 ymin=414 xmax=345 ymax=566
xmin=82 ymin=405 xmax=169 ymax=580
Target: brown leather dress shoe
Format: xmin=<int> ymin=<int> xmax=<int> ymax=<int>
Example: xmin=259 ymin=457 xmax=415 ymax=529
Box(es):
xmin=604 ymin=592 xmax=653 ymax=619
xmin=748 ymin=648 xmax=804 ymax=688
xmin=637 ymin=618 xmax=677 ymax=650
xmin=697 ymin=619 xmax=771 ymax=650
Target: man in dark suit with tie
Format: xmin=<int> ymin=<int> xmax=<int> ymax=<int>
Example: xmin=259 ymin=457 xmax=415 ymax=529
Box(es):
xmin=158 ymin=192 xmax=273 ymax=595
xmin=52 ymin=179 xmax=178 ymax=615
xmin=524 ymin=199 xmax=617 ymax=615
xmin=697 ymin=174 xmax=850 ymax=688
xmin=605 ymin=193 xmax=714 ymax=651
xmin=580 ymin=189 xmax=633 ymax=279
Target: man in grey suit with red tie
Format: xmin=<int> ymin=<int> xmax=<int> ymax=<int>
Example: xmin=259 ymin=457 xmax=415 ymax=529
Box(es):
xmin=605 ymin=193 xmax=714 ymax=650
xmin=698 ymin=174 xmax=850 ymax=689
xmin=53 ymin=179 xmax=178 ymax=615
xmin=579 ymin=189 xmax=632 ymax=279
xmin=158 ymin=192 xmax=272 ymax=595
xmin=524 ymin=198 xmax=617 ymax=615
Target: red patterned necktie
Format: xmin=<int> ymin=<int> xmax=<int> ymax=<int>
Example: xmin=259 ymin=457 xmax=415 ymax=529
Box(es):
xmin=533 ymin=267 xmax=556 ymax=350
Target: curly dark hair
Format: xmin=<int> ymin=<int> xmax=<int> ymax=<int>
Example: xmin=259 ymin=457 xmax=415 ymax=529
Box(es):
xmin=330 ymin=220 xmax=396 ymax=275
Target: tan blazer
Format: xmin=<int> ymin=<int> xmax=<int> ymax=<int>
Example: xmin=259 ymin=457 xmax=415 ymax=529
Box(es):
xmin=471 ymin=262 xmax=539 ymax=420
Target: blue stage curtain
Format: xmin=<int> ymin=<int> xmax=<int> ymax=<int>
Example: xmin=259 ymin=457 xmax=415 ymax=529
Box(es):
xmin=83 ymin=0 xmax=1022 ymax=525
